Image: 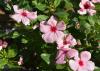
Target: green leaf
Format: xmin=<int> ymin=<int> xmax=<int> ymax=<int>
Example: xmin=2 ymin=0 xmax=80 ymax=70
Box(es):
xmin=95 ymin=67 xmax=100 ymax=71
xmin=41 ymin=53 xmax=50 ymax=64
xmin=80 ymin=21 xmax=91 ymax=34
xmin=95 ymin=4 xmax=100 ymax=11
xmin=54 ymin=0 xmax=61 ymax=8
xmin=64 ymin=0 xmax=73 ymax=10
xmin=21 ymin=38 xmax=28 ymax=44
xmin=88 ymin=16 xmax=95 ymax=26
xmin=7 ymin=48 xmax=17 ymax=58
xmin=5 ymin=4 xmax=12 ymax=11
xmin=79 ymin=16 xmax=88 ymax=20
xmin=12 ymin=31 xmax=20 ymax=39
xmin=37 ymin=15 xmax=48 ymax=21
xmin=55 ymin=11 xmax=69 ymax=23
xmin=0 ymin=58 xmax=8 ymax=69
xmin=80 ymin=21 xmax=91 ymax=29
xmin=8 ymin=62 xmax=20 ymax=69
xmin=56 ymin=64 xmax=65 ymax=69
xmin=35 ymin=3 xmax=46 ymax=11
xmin=32 ymin=1 xmax=37 ymax=5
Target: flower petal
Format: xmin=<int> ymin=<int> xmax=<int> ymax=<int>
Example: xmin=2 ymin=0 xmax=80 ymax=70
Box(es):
xmin=56 ymin=50 xmax=66 ymax=64
xmin=78 ymin=67 xmax=88 ymax=71
xmin=13 ymin=5 xmax=23 ymax=13
xmin=69 ymin=60 xmax=78 ymax=71
xmin=11 ymin=14 xmax=21 ymax=23
xmin=40 ymin=21 xmax=50 ymax=33
xmin=57 ymin=21 xmax=66 ymax=31
xmin=56 ymin=31 xmax=64 ymax=41
xmin=22 ymin=17 xmax=30 ymax=25
xmin=67 ymin=49 xmax=79 ymax=59
xmin=27 ymin=11 xmax=37 ymax=20
xmin=92 ymin=0 xmax=100 ymax=3
xmin=87 ymin=9 xmax=96 ymax=16
xmin=80 ymin=51 xmax=91 ymax=61
xmin=78 ymin=8 xmax=87 ymax=15
xmin=86 ymin=61 xmax=95 ymax=71
xmin=81 ymin=0 xmax=89 ymax=4
xmin=13 ymin=5 xmax=19 ymax=13
xmin=42 ymin=33 xmax=56 ymax=43
xmin=57 ymin=39 xmax=64 ymax=49
xmin=70 ymin=38 xmax=77 ymax=47
xmin=0 ymin=46 xmax=2 ymax=50
xmin=47 ymin=16 xmax=57 ymax=26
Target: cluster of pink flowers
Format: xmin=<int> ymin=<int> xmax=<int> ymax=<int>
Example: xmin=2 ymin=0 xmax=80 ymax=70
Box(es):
xmin=78 ymin=0 xmax=100 ymax=16
xmin=0 ymin=39 xmax=8 ymax=50
xmin=10 ymin=3 xmax=97 ymax=70
xmin=39 ymin=16 xmax=95 ymax=71
xmin=11 ymin=5 xmax=37 ymax=25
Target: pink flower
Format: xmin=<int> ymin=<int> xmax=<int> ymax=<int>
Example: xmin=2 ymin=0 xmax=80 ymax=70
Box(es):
xmin=56 ymin=48 xmax=78 ymax=64
xmin=0 ymin=40 xmax=3 ymax=50
xmin=56 ymin=34 xmax=77 ymax=64
xmin=0 ymin=40 xmax=8 ymax=50
xmin=2 ymin=41 xmax=8 ymax=48
xmin=66 ymin=49 xmax=78 ymax=59
xmin=40 ymin=16 xmax=66 ymax=43
xmin=69 ymin=51 xmax=95 ymax=71
xmin=92 ymin=0 xmax=100 ymax=3
xmin=18 ymin=56 xmax=23 ymax=65
xmin=78 ymin=0 xmax=96 ymax=15
xmin=11 ymin=5 xmax=37 ymax=25
xmin=57 ymin=34 xmax=77 ymax=49
xmin=56 ymin=50 xmax=67 ymax=64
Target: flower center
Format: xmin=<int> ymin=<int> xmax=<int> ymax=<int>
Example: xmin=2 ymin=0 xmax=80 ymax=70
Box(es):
xmin=50 ymin=26 xmax=57 ymax=32
xmin=21 ymin=12 xmax=27 ymax=17
xmin=84 ymin=2 xmax=91 ymax=9
xmin=63 ymin=41 xmax=69 ymax=45
xmin=63 ymin=38 xmax=71 ymax=45
xmin=79 ymin=60 xmax=84 ymax=66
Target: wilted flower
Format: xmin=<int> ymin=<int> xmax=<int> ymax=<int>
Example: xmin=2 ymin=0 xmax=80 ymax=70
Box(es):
xmin=40 ymin=16 xmax=66 ymax=43
xmin=11 ymin=5 xmax=37 ymax=25
xmin=69 ymin=51 xmax=95 ymax=71
xmin=78 ymin=0 xmax=96 ymax=16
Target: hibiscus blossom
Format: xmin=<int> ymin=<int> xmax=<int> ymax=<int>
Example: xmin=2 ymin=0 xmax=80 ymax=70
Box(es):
xmin=40 ymin=16 xmax=66 ymax=43
xmin=78 ymin=0 xmax=96 ymax=16
xmin=11 ymin=5 xmax=37 ymax=25
xmin=69 ymin=51 xmax=95 ymax=71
